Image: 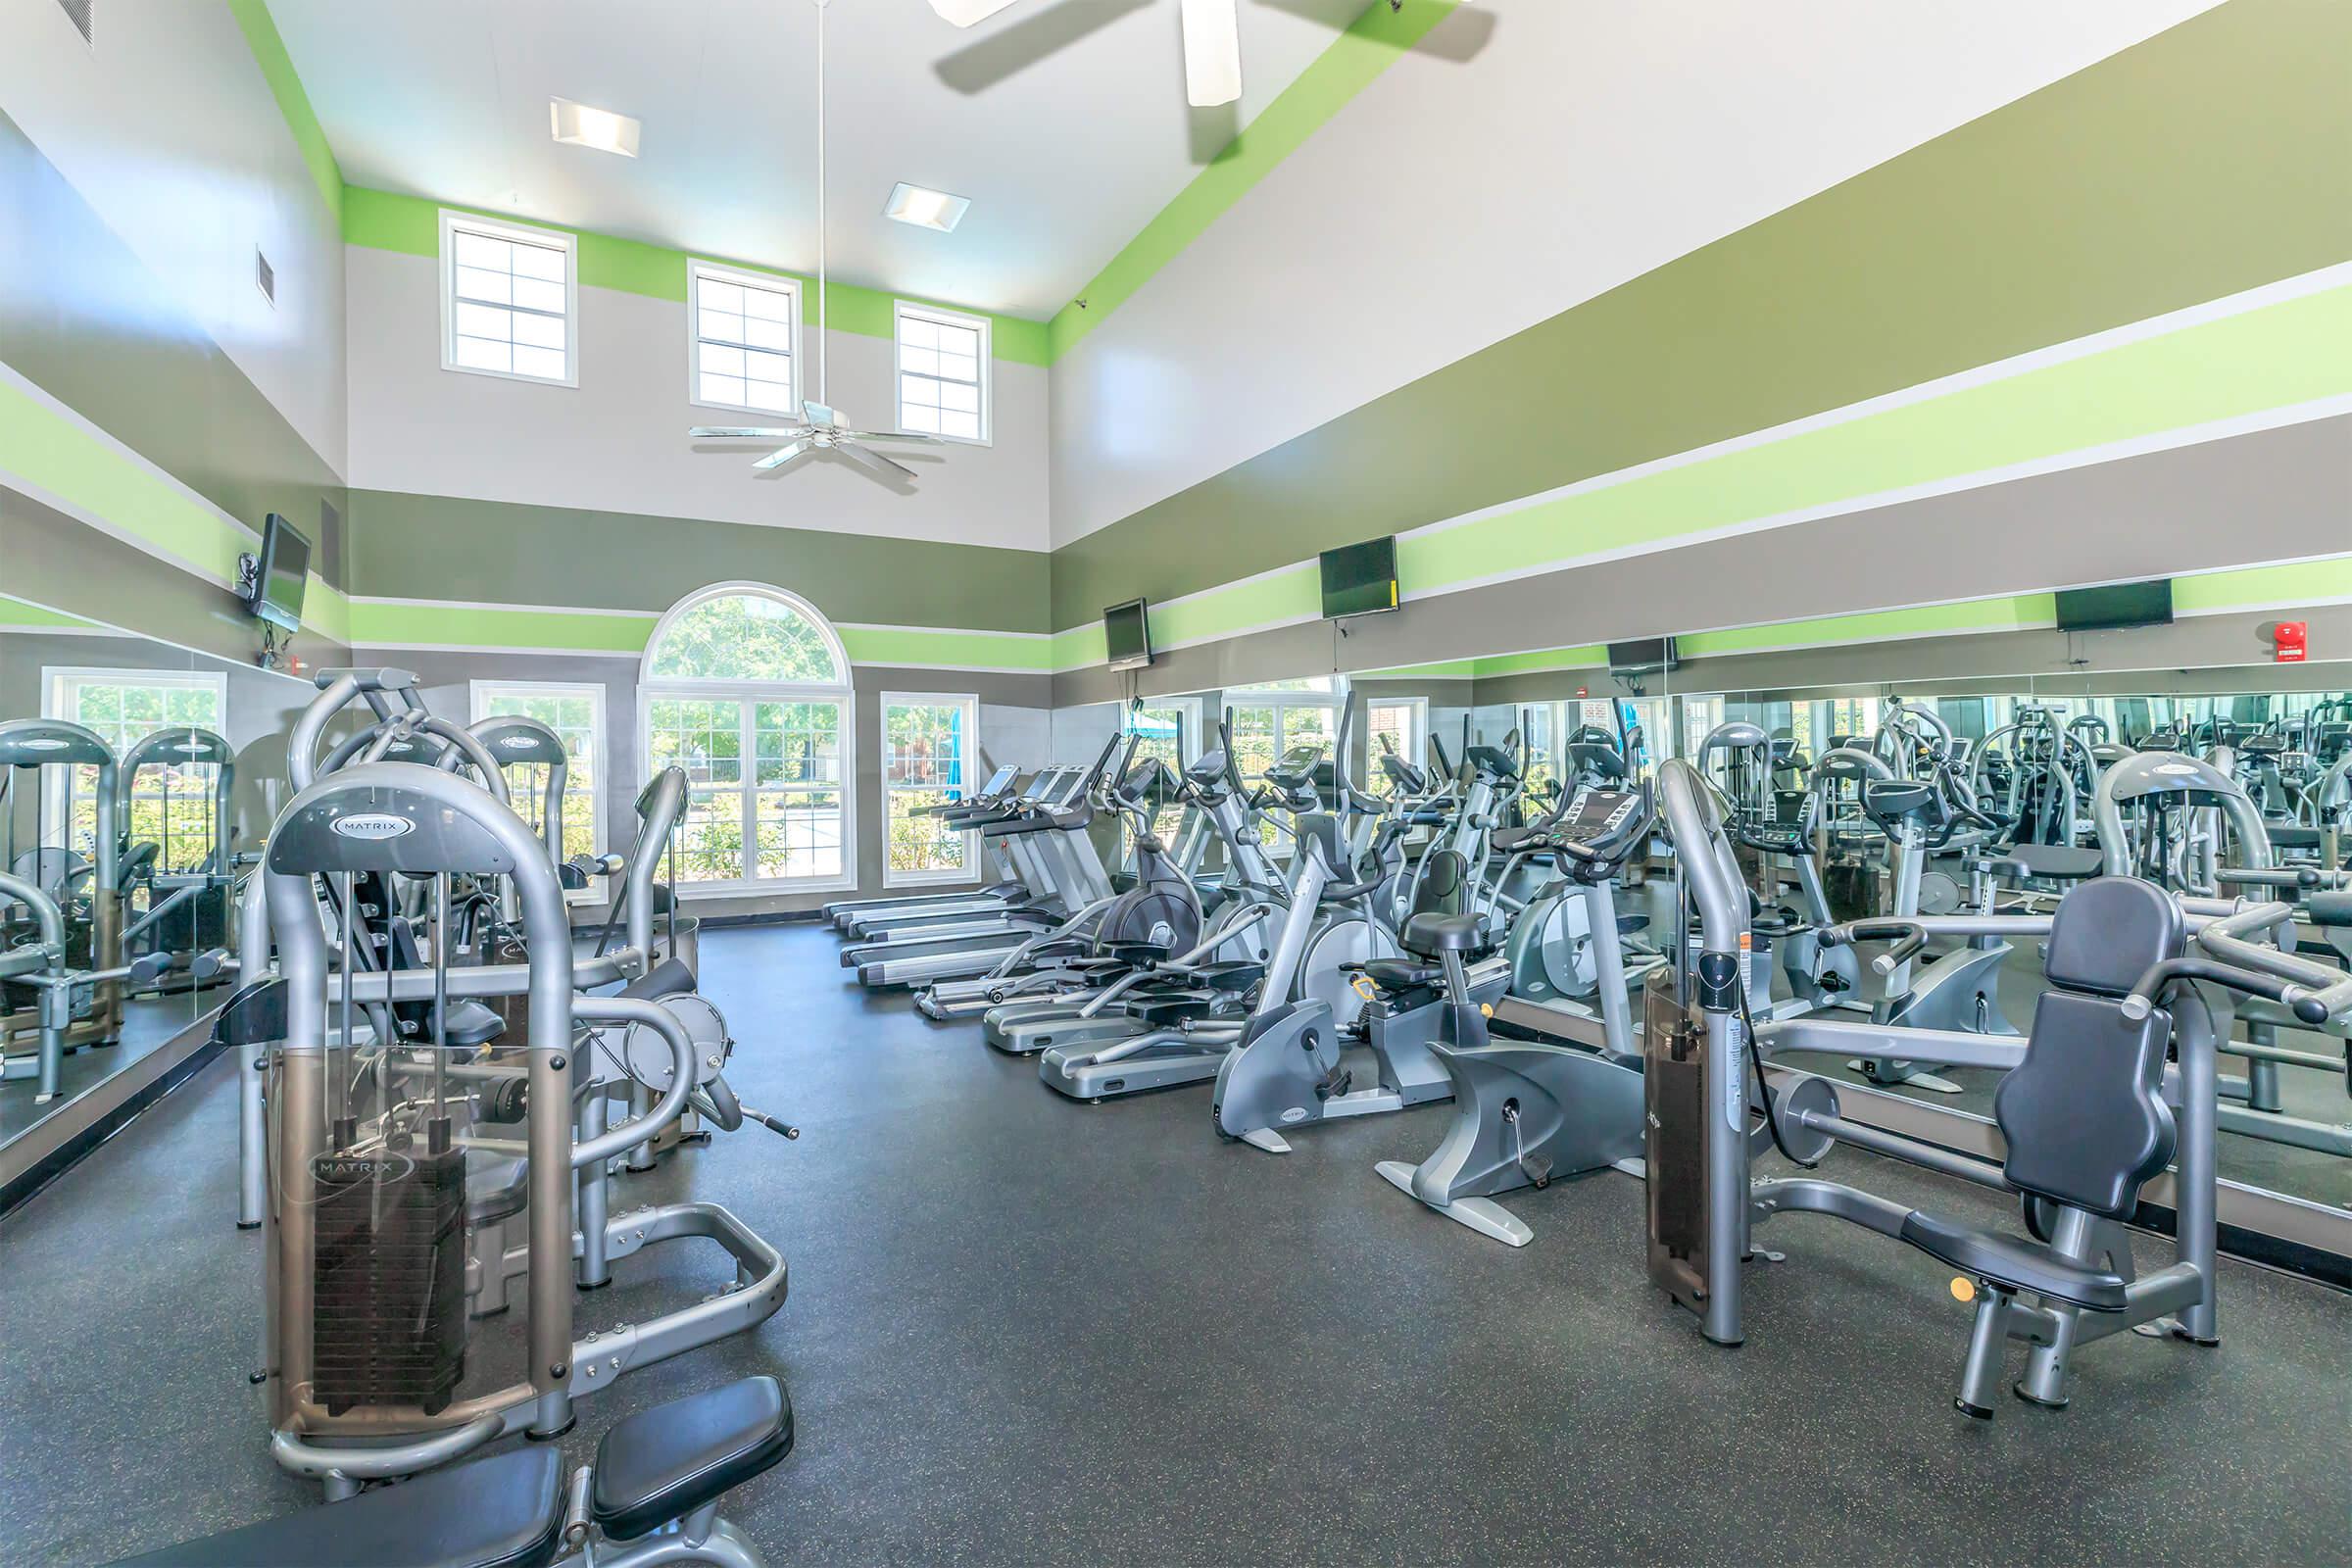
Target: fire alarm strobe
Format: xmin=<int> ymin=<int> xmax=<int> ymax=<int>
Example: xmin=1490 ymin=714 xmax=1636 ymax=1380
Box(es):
xmin=2274 ymin=620 xmax=2308 ymax=663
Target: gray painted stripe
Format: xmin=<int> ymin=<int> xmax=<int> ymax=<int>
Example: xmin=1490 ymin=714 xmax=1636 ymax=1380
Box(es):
xmin=1051 ymin=415 xmax=2352 ymax=707
xmin=348 ymin=489 xmax=1053 ymax=633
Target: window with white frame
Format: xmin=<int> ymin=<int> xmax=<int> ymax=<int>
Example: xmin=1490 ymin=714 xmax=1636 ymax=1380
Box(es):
xmin=690 ymin=262 xmax=798 ymax=415
xmin=1120 ymin=697 xmax=1200 ymax=850
xmin=42 ymin=667 xmax=228 ymax=873
xmin=1366 ymin=698 xmax=1426 ymax=791
xmin=441 ymin=210 xmax=576 ymax=385
xmin=469 ymin=680 xmax=607 ymax=876
xmin=641 ymin=585 xmax=854 ymax=893
xmin=882 ymin=694 xmax=979 ymax=886
xmin=895 ymin=302 xmax=989 ymax=443
xmin=1226 ymin=677 xmax=1340 ymax=856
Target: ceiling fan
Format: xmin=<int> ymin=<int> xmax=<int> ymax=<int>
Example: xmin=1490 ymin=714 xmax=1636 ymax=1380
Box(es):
xmin=691 ymin=0 xmax=940 ymax=483
xmin=930 ymin=0 xmax=1458 ymax=109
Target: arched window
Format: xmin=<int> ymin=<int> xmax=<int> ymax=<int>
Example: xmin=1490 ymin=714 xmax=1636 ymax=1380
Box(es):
xmin=641 ymin=583 xmax=854 ymax=891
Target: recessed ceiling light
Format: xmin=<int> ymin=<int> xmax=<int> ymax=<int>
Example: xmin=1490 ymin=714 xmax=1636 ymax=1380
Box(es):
xmin=550 ymin=97 xmax=641 ymax=158
xmin=884 ymin=181 xmax=970 ymax=233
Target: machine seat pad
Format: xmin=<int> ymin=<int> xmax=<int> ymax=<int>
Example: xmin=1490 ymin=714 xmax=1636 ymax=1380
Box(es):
xmin=618 ymin=956 xmax=698 ymax=1003
xmin=592 ymin=1376 xmax=793 ymax=1543
xmin=1401 ymin=911 xmax=1488 ymax=956
xmin=2005 ymin=844 xmax=2105 ymax=882
xmin=1897 ymin=1211 xmax=2128 ymax=1311
xmin=1127 ymin=997 xmax=1214 ymax=1027
xmin=466 ymin=1155 xmax=530 ymax=1227
xmin=1998 ymin=991 xmax=2175 ymax=1217
xmin=433 ymin=1000 xmax=507 ymax=1050
xmin=1360 ymin=958 xmax=1444 ymax=992
xmin=108 ymin=1446 xmax=564 ymax=1568
xmin=1185 ymin=960 xmax=1264 ymax=991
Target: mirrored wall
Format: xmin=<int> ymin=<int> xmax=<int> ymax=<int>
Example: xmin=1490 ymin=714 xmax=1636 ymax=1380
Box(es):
xmin=0 ymin=593 xmax=317 ymax=1156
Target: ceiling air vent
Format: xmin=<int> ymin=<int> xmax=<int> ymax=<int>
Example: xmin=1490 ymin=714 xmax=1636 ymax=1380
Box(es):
xmin=256 ymin=247 xmax=276 ymax=307
xmin=55 ymin=0 xmax=94 ymax=48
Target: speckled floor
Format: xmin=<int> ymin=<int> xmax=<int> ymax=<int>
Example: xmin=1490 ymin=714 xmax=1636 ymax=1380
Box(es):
xmin=3 ymin=923 xmax=2346 ymax=1566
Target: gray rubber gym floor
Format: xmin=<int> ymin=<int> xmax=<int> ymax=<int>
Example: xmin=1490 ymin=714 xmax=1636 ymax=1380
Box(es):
xmin=3 ymin=923 xmax=2346 ymax=1566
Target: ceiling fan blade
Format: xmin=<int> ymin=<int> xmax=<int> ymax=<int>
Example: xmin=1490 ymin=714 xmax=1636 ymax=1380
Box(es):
xmin=931 ymin=0 xmax=1028 ymax=24
xmin=753 ymin=439 xmax=814 ymax=471
xmin=692 ymin=426 xmax=799 ymax=439
xmin=842 ymin=429 xmax=945 ymax=445
xmin=834 ymin=441 xmax=917 ymax=482
xmin=1179 ymin=0 xmax=1242 ymax=107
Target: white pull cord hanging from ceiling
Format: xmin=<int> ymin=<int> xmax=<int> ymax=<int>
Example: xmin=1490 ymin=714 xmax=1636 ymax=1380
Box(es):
xmin=687 ymin=0 xmax=944 ymax=482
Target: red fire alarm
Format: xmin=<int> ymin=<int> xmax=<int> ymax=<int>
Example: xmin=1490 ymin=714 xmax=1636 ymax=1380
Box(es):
xmin=1575 ymin=685 xmax=1590 ymax=699
xmin=2274 ymin=620 xmax=2308 ymax=662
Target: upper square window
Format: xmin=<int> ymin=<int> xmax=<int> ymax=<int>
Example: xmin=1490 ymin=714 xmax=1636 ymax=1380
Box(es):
xmin=895 ymin=302 xmax=990 ymax=445
xmin=440 ymin=210 xmax=577 ymax=386
xmin=691 ymin=262 xmax=799 ymax=416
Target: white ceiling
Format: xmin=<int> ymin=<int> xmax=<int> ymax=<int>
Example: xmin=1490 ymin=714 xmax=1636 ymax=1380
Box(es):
xmin=270 ymin=0 xmax=1378 ymax=320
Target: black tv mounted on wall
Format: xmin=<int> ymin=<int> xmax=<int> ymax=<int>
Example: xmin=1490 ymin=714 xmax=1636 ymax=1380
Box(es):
xmin=1103 ymin=598 xmax=1153 ymax=672
xmin=1320 ymin=536 xmax=1398 ymax=619
xmin=2055 ymin=578 xmax=2173 ymax=632
xmin=246 ymin=512 xmax=312 ymax=634
xmin=1606 ymin=636 xmax=1680 ymax=674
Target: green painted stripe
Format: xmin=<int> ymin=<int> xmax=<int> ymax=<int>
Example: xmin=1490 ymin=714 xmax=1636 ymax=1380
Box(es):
xmin=1466 ymin=645 xmax=1607 ymax=680
xmin=1047 ymin=1 xmax=2352 ymax=626
xmin=2174 ymin=555 xmax=2352 ymax=612
xmin=342 ymin=187 xmax=1050 ymax=366
xmin=1441 ymin=552 xmax=2352 ymax=677
xmin=0 ymin=596 xmax=103 ymax=631
xmin=1356 ymin=660 xmax=1482 ymax=680
xmin=1047 ymin=0 xmax=1457 ymax=362
xmin=227 ymin=1 xmax=343 ymax=222
xmin=1676 ymin=595 xmax=2056 ymax=661
xmin=1054 ymin=281 xmax=2352 ymax=667
xmin=0 ymin=377 xmax=354 ymax=642
xmin=0 ymin=377 xmax=247 ymax=581
xmin=345 ymin=599 xmax=1050 ymax=672
xmin=1050 ymin=624 xmax=1105 ymax=673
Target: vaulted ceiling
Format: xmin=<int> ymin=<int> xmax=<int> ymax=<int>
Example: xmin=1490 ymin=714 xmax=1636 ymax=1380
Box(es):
xmin=270 ymin=0 xmax=1379 ymax=319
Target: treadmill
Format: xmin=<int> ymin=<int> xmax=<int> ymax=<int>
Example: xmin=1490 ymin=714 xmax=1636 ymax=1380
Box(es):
xmin=826 ymin=763 xmax=1027 ymax=932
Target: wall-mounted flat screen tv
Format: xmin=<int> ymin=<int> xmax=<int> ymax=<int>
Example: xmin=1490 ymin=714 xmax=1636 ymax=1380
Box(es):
xmin=2055 ymin=578 xmax=2172 ymax=632
xmin=1319 ymin=536 xmax=1398 ymax=619
xmin=1606 ymin=636 xmax=1680 ymax=673
xmin=252 ymin=512 xmax=312 ymax=633
xmin=1103 ymin=598 xmax=1153 ymax=672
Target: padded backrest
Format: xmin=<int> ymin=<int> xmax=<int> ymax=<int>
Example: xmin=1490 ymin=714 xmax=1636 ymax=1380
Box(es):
xmin=2043 ymin=875 xmax=2183 ymax=996
xmin=1996 ymin=991 xmax=2176 ymax=1220
xmin=1411 ymin=848 xmax=1470 ymax=920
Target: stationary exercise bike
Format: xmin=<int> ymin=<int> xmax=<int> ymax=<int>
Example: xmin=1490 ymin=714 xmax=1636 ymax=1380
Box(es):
xmin=1373 ymin=780 xmax=1655 ymax=1246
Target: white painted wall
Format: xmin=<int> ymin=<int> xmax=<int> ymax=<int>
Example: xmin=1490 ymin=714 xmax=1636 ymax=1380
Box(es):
xmin=1047 ymin=0 xmax=2219 ymax=548
xmin=344 ymin=245 xmax=1051 ymax=551
xmin=0 ymin=0 xmax=348 ymax=475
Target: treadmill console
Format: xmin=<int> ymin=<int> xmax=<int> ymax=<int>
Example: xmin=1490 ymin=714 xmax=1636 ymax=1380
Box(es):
xmin=1535 ymin=784 xmax=1653 ymax=877
xmin=975 ymin=763 xmax=1018 ymax=799
xmin=1466 ymin=744 xmax=1520 ymax=782
xmin=1262 ymin=743 xmax=1327 ymax=790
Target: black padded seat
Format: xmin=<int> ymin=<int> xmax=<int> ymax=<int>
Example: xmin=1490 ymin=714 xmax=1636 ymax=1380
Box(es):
xmin=1402 ymin=911 xmax=1487 ymax=955
xmin=433 ymin=1000 xmax=507 ymax=1050
xmin=1897 ymin=1211 xmax=2129 ymax=1311
xmin=1360 ymin=958 xmax=1443 ymax=993
xmin=107 ymin=1446 xmax=564 ymax=1568
xmin=2004 ymin=843 xmax=2105 ymax=882
xmin=466 ymin=1155 xmax=530 ymax=1228
xmin=618 ymin=956 xmax=698 ymax=1001
xmin=592 ymin=1375 xmax=795 ymax=1543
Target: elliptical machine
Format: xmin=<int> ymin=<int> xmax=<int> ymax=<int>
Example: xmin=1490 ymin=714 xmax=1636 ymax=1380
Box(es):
xmin=1373 ymin=778 xmax=1656 ymax=1246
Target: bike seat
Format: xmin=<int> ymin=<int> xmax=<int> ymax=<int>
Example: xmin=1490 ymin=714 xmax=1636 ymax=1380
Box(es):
xmin=1359 ymin=958 xmax=1444 ymax=992
xmin=617 ymin=956 xmax=699 ymax=1002
xmin=107 ymin=1446 xmax=564 ymax=1567
xmin=466 ymin=1155 xmax=530 ymax=1228
xmin=1402 ymin=911 xmax=1487 ymax=955
xmin=592 ymin=1375 xmax=794 ymax=1542
xmin=1897 ymin=1210 xmax=2128 ymax=1311
xmin=431 ymin=1000 xmax=507 ymax=1051
xmin=2003 ymin=844 xmax=2104 ymax=882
